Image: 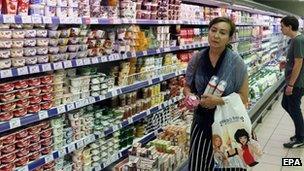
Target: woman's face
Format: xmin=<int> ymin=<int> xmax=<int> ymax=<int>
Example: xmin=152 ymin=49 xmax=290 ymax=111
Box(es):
xmin=239 ymin=136 xmax=248 ymax=145
xmin=208 ymin=22 xmax=231 ymax=49
xmin=214 ymin=137 xmax=222 ymax=147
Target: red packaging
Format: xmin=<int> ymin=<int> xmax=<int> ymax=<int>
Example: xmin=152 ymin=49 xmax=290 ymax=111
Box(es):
xmin=15 ymin=156 xmax=29 ymax=167
xmin=0 ymin=93 xmax=16 ymax=102
xmin=1 ymin=144 xmax=15 ymax=154
xmin=41 ymin=146 xmax=52 ymax=155
xmin=41 ymin=85 xmax=53 ymax=93
xmin=28 ymin=125 xmax=41 ymax=135
xmin=27 ymin=104 xmax=41 ymax=113
xmin=0 ymin=83 xmax=14 ymax=93
xmin=15 ymin=90 xmax=30 ymax=99
xmin=3 ymin=0 xmax=18 ymax=14
xmin=14 ymin=80 xmax=28 ymax=89
xmin=41 ymin=101 xmax=52 ymax=110
xmin=28 ymin=151 xmax=40 ymax=161
xmin=29 ymin=87 xmax=41 ymax=96
xmin=29 ymin=96 xmax=42 ymax=104
xmin=42 ymin=93 xmax=53 ymax=101
xmin=40 ymin=121 xmax=50 ymax=129
xmin=1 ymin=102 xmax=16 ymax=111
xmin=0 ymin=163 xmax=15 ymax=171
xmin=0 ymin=111 xmax=14 ymax=121
xmin=40 ymin=129 xmax=52 ymax=138
xmin=1 ymin=134 xmax=15 ymax=145
xmin=16 ymin=139 xmax=30 ymax=148
xmin=15 ymin=129 xmax=28 ymax=139
xmin=40 ymin=75 xmax=53 ymax=84
xmin=40 ymin=137 xmax=52 ymax=147
xmin=0 ymin=153 xmax=16 ymax=164
xmin=27 ymin=78 xmax=41 ymax=86
xmin=13 ymin=108 xmax=27 ymax=117
xmin=43 ymin=161 xmax=55 ymax=169
xmin=16 ymin=99 xmax=30 ymax=108
xmin=30 ymin=134 xmax=40 ymax=143
xmin=29 ymin=143 xmax=41 ymax=152
xmin=16 ymin=147 xmax=29 ymax=157
xmin=17 ymin=0 xmax=29 ymax=15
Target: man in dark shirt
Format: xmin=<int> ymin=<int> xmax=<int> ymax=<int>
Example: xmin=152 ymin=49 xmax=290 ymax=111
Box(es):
xmin=280 ymin=16 xmax=304 ymax=148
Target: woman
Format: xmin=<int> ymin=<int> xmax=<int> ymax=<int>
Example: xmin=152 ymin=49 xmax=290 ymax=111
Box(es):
xmin=212 ymin=134 xmax=229 ymax=167
xmin=184 ymin=17 xmax=249 ymax=171
xmin=234 ymin=129 xmax=263 ymax=167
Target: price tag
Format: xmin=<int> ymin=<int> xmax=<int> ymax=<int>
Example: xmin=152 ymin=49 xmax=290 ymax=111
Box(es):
xmin=109 ymin=54 xmax=115 ymax=61
xmin=66 ymin=103 xmax=75 ymax=111
xmin=142 ymin=51 xmax=148 ymax=56
xmin=91 ymin=57 xmax=99 ymax=64
xmin=156 ymin=49 xmax=161 ymax=54
xmin=165 ymin=20 xmax=170 ymax=24
xmin=83 ymin=58 xmax=91 ymax=65
xmin=112 ymin=90 xmax=118 ymax=97
xmin=89 ymin=134 xmax=95 ymax=142
xmin=76 ymin=140 xmax=84 ymax=148
xmin=121 ymin=18 xmax=128 ymax=24
xmin=17 ymin=66 xmax=29 ymax=76
xmin=112 ymin=125 xmax=119 ymax=132
xmin=99 ymin=95 xmax=105 ymax=100
xmin=32 ymin=15 xmax=42 ymax=23
xmin=58 ymin=148 xmax=66 ymax=157
xmin=131 ymin=19 xmax=136 ymax=24
xmin=74 ymin=17 xmax=82 ymax=24
xmin=84 ymin=99 xmax=89 ymax=105
xmin=63 ymin=61 xmax=72 ymax=68
xmin=53 ymin=62 xmax=63 ymax=70
xmin=100 ymin=56 xmax=108 ymax=62
xmin=44 ymin=154 xmax=54 ymax=163
xmin=60 ymin=17 xmax=69 ymax=24
xmin=159 ymin=76 xmax=163 ymax=81
xmin=122 ymin=54 xmax=128 ymax=59
xmin=88 ymin=97 xmax=95 ymax=103
xmin=21 ymin=16 xmax=32 ymax=23
xmin=29 ymin=65 xmax=40 ymax=74
xmin=91 ymin=18 xmax=98 ymax=24
xmin=42 ymin=16 xmax=52 ymax=24
xmin=128 ymin=117 xmax=133 ymax=124
xmin=41 ymin=63 xmax=52 ymax=71
xmin=57 ymin=105 xmax=66 ymax=114
xmin=9 ymin=118 xmax=21 ymax=129
xmin=131 ymin=52 xmax=136 ymax=57
xmin=1 ymin=69 xmax=13 ymax=78
xmin=84 ymin=137 xmax=91 ymax=145
xmin=75 ymin=59 xmax=84 ymax=66
xmin=3 ymin=15 xmax=15 ymax=23
xmin=67 ymin=144 xmax=76 ymax=152
xmin=38 ymin=110 xmax=49 ymax=120
xmin=95 ymin=165 xmax=102 ymax=171
xmin=75 ymin=100 xmax=85 ymax=108
xmin=115 ymin=54 xmax=121 ymax=60
xmin=148 ymin=79 xmax=153 ymax=85
xmin=146 ymin=110 xmax=151 ymax=116
xmin=17 ymin=166 xmax=29 ymax=171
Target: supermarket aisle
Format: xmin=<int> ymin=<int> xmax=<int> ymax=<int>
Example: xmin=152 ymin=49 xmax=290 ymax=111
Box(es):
xmin=250 ymin=95 xmax=304 ymax=171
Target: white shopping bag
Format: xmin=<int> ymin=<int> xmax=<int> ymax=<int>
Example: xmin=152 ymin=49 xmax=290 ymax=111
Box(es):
xmin=212 ymin=93 xmax=263 ymax=169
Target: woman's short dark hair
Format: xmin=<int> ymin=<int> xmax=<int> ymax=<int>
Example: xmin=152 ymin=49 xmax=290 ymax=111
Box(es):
xmin=209 ymin=17 xmax=236 ymax=37
xmin=281 ymin=16 xmax=299 ymax=31
xmin=234 ymin=129 xmax=250 ymax=143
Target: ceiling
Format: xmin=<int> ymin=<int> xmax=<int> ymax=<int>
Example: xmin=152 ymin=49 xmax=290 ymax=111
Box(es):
xmin=252 ymin=0 xmax=304 ymax=16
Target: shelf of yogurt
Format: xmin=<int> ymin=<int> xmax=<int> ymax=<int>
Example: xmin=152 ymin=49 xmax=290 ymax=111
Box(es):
xmin=1 ymin=73 xmax=187 ymax=171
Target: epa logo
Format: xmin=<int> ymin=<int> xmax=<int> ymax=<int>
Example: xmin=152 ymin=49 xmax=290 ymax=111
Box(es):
xmin=282 ymin=158 xmax=303 ymax=166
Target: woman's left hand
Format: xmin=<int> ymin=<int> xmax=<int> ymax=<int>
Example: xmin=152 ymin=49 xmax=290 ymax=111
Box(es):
xmin=200 ymin=94 xmax=224 ymax=109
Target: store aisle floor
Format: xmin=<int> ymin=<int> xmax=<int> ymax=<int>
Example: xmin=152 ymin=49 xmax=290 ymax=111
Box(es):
xmin=249 ymin=95 xmax=304 ymax=171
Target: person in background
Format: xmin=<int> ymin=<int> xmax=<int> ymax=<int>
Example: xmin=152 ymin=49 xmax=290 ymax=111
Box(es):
xmin=183 ymin=17 xmax=249 ymax=170
xmin=280 ymin=16 xmax=304 ymax=148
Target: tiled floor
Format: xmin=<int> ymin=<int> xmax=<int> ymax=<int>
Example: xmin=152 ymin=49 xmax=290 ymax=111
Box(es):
xmin=250 ymin=95 xmax=304 ymax=171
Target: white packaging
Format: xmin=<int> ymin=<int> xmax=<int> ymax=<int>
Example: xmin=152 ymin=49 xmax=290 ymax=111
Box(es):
xmin=213 ymin=80 xmax=227 ymax=97
xmin=203 ymin=76 xmax=219 ymax=95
